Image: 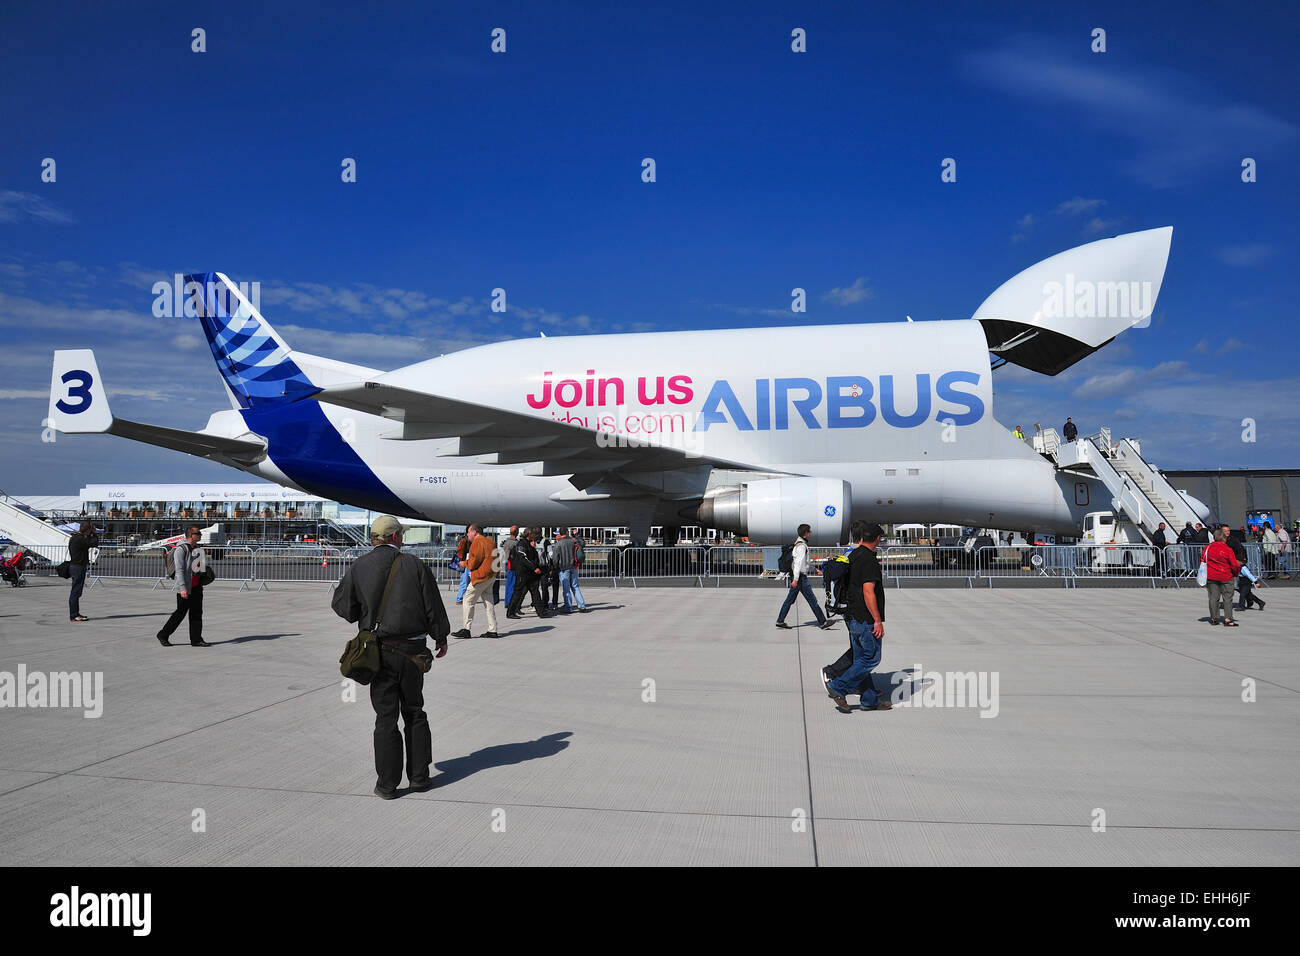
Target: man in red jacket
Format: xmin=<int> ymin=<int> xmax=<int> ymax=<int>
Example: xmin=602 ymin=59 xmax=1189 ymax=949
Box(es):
xmin=1203 ymin=526 xmax=1242 ymax=626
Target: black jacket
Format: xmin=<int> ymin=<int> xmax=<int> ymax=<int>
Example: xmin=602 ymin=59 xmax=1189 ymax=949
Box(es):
xmin=1152 ymin=529 xmax=1167 ymax=548
xmin=332 ymin=546 xmax=450 ymax=644
xmin=511 ymin=541 xmax=541 ymax=578
xmin=68 ymin=531 xmax=98 ymax=565
xmin=1063 ymin=421 xmax=1078 ymax=440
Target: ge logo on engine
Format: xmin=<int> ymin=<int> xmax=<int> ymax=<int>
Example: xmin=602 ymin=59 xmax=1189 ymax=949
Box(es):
xmin=824 ymin=505 xmax=836 ymax=517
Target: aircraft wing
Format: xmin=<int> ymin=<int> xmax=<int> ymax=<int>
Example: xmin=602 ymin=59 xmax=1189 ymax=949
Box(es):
xmin=311 ymin=380 xmax=757 ymax=489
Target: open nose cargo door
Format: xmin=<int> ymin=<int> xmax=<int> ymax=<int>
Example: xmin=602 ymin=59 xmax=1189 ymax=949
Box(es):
xmin=975 ymin=227 xmax=1173 ymax=376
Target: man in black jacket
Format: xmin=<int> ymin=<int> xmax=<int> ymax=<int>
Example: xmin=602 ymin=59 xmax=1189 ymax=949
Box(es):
xmin=1063 ymin=417 xmax=1078 ymax=443
xmin=67 ymin=521 xmax=98 ymax=622
xmin=332 ymin=515 xmax=451 ymax=799
xmin=1152 ymin=522 xmax=1168 ymax=576
xmin=506 ymin=529 xmax=549 ymax=620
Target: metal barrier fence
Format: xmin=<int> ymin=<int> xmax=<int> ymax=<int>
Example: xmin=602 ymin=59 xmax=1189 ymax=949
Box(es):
xmin=618 ymin=546 xmax=707 ymax=586
xmin=575 ymin=546 xmax=619 ymax=579
xmin=5 ymin=540 xmax=1296 ymax=590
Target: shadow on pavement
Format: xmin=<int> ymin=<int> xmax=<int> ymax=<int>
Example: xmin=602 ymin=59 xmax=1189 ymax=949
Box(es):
xmin=432 ymin=731 xmax=573 ymax=788
xmin=216 ymin=632 xmax=302 ymax=645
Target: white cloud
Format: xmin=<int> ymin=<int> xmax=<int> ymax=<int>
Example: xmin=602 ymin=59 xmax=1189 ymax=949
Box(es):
xmin=823 ymin=277 xmax=875 ymax=306
xmin=1072 ymin=360 xmax=1189 ymax=399
xmin=1214 ymin=244 xmax=1277 ymax=267
xmin=964 ymin=39 xmax=1300 ymax=187
xmin=0 ymin=191 xmax=75 ymax=224
xmin=1082 ymin=217 xmax=1123 ymax=236
xmin=1055 ymin=197 xmax=1105 ymax=216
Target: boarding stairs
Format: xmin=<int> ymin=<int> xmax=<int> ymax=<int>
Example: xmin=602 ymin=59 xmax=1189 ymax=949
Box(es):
xmin=0 ymin=489 xmax=73 ymax=552
xmin=324 ymin=519 xmax=368 ymax=546
xmin=1034 ymin=427 xmax=1203 ymax=543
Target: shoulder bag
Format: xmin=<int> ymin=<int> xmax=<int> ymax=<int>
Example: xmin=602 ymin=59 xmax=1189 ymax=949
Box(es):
xmin=339 ymin=554 xmax=404 ymax=684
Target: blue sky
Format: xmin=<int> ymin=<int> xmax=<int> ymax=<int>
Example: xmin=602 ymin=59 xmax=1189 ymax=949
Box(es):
xmin=2 ymin=0 xmax=1297 ymax=491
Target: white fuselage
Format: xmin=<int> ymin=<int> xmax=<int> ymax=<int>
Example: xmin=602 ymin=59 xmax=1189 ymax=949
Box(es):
xmin=241 ymin=319 xmax=1097 ymax=535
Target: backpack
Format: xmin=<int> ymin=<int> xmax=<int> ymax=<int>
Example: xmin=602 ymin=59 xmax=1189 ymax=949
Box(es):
xmin=164 ymin=546 xmax=177 ymax=579
xmin=777 ymin=543 xmax=795 ymax=575
xmin=822 ymin=556 xmax=852 ymax=615
xmin=574 ymin=542 xmax=585 ymax=566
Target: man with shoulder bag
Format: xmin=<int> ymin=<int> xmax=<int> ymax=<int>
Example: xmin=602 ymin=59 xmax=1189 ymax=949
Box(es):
xmin=333 ymin=515 xmax=450 ymax=799
xmin=156 ymin=526 xmax=211 ymax=646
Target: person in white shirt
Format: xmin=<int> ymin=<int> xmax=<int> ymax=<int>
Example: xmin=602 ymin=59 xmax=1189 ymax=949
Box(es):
xmin=776 ymin=523 xmax=835 ymax=630
xmin=1275 ymin=524 xmax=1291 ymax=579
xmin=1262 ymin=524 xmax=1281 ymax=579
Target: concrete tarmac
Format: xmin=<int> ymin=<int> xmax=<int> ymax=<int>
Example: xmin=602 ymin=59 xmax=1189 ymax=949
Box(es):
xmin=1 ymin=577 xmax=1296 ymax=866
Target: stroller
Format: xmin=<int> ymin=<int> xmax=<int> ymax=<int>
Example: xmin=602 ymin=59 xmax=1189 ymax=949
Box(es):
xmin=1 ymin=548 xmax=28 ymax=587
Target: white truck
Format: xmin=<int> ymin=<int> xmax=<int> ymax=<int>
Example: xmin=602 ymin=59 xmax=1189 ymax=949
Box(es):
xmin=1080 ymin=511 xmax=1155 ymax=571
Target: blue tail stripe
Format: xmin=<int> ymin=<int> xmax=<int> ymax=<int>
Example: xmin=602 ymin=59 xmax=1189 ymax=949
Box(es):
xmin=185 ymin=271 xmax=313 ymax=410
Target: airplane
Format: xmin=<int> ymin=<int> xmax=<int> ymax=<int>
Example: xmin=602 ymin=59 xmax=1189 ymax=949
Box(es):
xmin=47 ymin=226 xmax=1209 ymax=545
xmin=135 ymin=524 xmax=224 ymax=551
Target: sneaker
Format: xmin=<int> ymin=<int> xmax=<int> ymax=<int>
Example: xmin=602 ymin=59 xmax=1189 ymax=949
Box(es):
xmin=818 ymin=619 xmax=835 ymax=630
xmin=451 ymin=629 xmax=471 ymax=639
xmin=775 ymin=621 xmax=792 ymax=630
xmin=156 ymin=632 xmax=172 ymax=647
xmin=373 ymin=785 xmax=398 ymax=800
xmin=820 ymin=668 xmax=831 ymax=692
xmin=826 ymin=687 xmax=850 ymax=712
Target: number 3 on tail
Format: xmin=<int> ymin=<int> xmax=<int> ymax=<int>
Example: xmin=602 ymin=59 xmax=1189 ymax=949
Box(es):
xmin=56 ymin=370 xmax=94 ymax=414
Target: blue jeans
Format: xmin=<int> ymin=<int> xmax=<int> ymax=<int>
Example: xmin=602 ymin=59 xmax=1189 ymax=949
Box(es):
xmin=777 ymin=576 xmax=826 ymax=625
xmin=68 ymin=563 xmax=86 ymax=618
xmin=560 ymin=568 xmax=586 ymax=610
xmin=504 ymin=569 xmax=515 ymax=606
xmin=456 ymin=567 xmax=471 ymax=602
xmin=829 ymin=617 xmax=882 ymax=708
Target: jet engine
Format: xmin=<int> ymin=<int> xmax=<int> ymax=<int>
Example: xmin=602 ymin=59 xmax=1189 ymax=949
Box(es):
xmin=685 ymin=477 xmax=853 ymax=545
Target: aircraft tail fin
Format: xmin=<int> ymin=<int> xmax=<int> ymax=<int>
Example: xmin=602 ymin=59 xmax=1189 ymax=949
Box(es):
xmin=48 ymin=349 xmax=113 ymax=434
xmin=185 ymin=272 xmax=317 ymax=409
xmin=48 ymin=348 xmax=267 ymax=464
